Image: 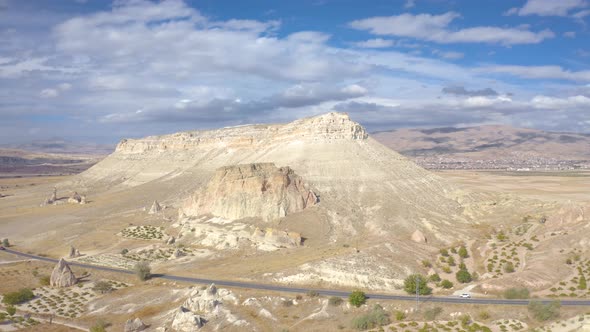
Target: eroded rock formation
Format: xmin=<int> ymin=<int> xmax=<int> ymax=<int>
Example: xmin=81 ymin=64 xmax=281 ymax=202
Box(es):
xmin=68 ymin=246 xmax=81 ymax=258
xmin=170 ymin=283 xmax=246 ymax=331
xmin=124 ymin=318 xmax=147 ymax=332
xmin=251 ymin=227 xmax=302 ymax=248
xmin=148 ymin=200 xmax=162 ymax=214
xmin=50 ymin=258 xmax=77 ymax=288
xmin=183 ymin=163 xmax=318 ymax=222
xmin=68 ymin=192 xmax=82 ymax=204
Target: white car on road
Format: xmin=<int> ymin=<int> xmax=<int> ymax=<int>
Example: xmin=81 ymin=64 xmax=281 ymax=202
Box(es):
xmin=459 ymin=293 xmax=471 ymax=298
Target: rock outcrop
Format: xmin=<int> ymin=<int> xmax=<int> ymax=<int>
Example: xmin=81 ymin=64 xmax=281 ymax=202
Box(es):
xmin=68 ymin=192 xmax=82 ymax=204
xmin=148 ymin=200 xmax=162 ymax=214
xmin=251 ymin=227 xmax=302 ymax=248
xmin=68 ymin=246 xmax=81 ymax=258
xmin=411 ymin=230 xmax=427 ymax=243
xmin=124 ymin=318 xmax=147 ymax=332
xmin=50 ymin=259 xmax=77 ymax=288
xmin=183 ymin=163 xmax=318 ymax=222
xmin=170 ymin=283 xmax=246 ymax=331
xmin=170 ymin=248 xmax=185 ymax=259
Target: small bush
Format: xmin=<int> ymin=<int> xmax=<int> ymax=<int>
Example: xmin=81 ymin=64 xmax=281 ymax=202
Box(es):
xmin=329 ymin=296 xmax=343 ymax=306
xmin=504 ymin=262 xmax=515 ymax=273
xmin=2 ymin=239 xmax=9 ymax=247
xmin=395 ymin=310 xmax=406 ymax=321
xmin=528 ymin=300 xmax=560 ymax=321
xmin=133 ymin=261 xmax=151 ymax=281
xmin=120 ymin=249 xmax=129 ymax=255
xmin=579 ymin=275 xmax=587 ymax=290
xmin=90 ymin=319 xmax=109 ymax=332
xmin=440 ymin=279 xmax=453 ymax=289
xmin=479 ymin=310 xmax=491 ymax=320
xmin=422 ymin=260 xmax=432 ymax=268
xmin=349 ymin=290 xmax=367 ymax=307
xmin=428 ymin=273 xmax=441 ymax=283
xmin=2 ymin=288 xmax=34 ymax=305
xmin=404 ymin=274 xmax=432 ymax=295
xmin=6 ymin=306 xmax=16 ymax=317
xmin=456 ymin=269 xmax=472 ymax=283
xmin=440 ymin=248 xmax=449 ymax=257
xmin=458 ymin=246 xmax=469 ymax=259
xmin=504 ymin=287 xmax=530 ymax=299
xmin=93 ymin=281 xmax=114 ymax=294
xmin=351 ymin=304 xmax=390 ymax=330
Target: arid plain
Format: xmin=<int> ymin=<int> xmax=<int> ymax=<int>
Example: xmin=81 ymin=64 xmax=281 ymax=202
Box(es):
xmin=1 ymin=113 xmax=589 ymax=332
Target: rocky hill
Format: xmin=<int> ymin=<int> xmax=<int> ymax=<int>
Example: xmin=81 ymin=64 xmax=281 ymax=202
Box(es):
xmin=372 ymin=125 xmax=590 ymax=170
xmin=80 ymin=112 xmax=471 ymax=243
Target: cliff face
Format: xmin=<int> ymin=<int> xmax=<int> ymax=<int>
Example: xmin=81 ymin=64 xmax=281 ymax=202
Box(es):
xmin=115 ymin=112 xmax=367 ymax=154
xmin=182 ymin=163 xmax=318 ymax=222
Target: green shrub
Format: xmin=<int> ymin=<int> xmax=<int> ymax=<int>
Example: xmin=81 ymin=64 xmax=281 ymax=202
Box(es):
xmin=422 ymin=260 xmax=432 ymax=268
xmin=440 ymin=279 xmax=453 ymax=289
xmin=428 ymin=273 xmax=441 ymax=283
xmin=89 ymin=319 xmax=109 ymax=332
xmin=440 ymin=248 xmax=449 ymax=257
xmin=349 ymin=290 xmax=366 ymax=307
xmin=478 ymin=310 xmax=490 ymax=320
xmin=2 ymin=239 xmax=9 ymax=247
xmin=456 ymin=269 xmax=472 ymax=283
xmin=528 ymin=300 xmax=560 ymax=321
xmin=395 ymin=310 xmax=406 ymax=321
xmin=504 ymin=287 xmax=530 ymax=299
xmin=93 ymin=281 xmax=114 ymax=294
xmin=458 ymin=246 xmax=469 ymax=259
xmin=403 ymin=274 xmax=432 ymax=295
xmin=447 ymin=256 xmax=456 ymax=266
xmin=6 ymin=306 xmax=16 ymax=317
xmin=579 ymin=275 xmax=587 ymax=290
xmin=134 ymin=261 xmax=151 ymax=281
xmin=351 ymin=304 xmax=390 ymax=330
xmin=120 ymin=249 xmax=129 ymax=255
xmin=2 ymin=288 xmax=34 ymax=305
xmin=504 ymin=262 xmax=515 ymax=273
xmin=329 ymin=296 xmax=343 ymax=306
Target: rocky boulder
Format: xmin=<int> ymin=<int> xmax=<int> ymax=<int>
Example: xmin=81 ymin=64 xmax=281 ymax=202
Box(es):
xmin=68 ymin=246 xmax=81 ymax=258
xmin=50 ymin=258 xmax=77 ymax=287
xmin=124 ymin=318 xmax=147 ymax=332
xmin=68 ymin=192 xmax=82 ymax=204
xmin=183 ymin=163 xmax=318 ymax=222
xmin=149 ymin=200 xmax=162 ymax=214
xmin=171 ymin=307 xmax=205 ymax=331
xmin=411 ymin=230 xmax=427 ymax=243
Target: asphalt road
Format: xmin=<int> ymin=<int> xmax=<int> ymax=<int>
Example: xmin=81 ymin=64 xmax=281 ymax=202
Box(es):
xmin=4 ymin=248 xmax=590 ymax=307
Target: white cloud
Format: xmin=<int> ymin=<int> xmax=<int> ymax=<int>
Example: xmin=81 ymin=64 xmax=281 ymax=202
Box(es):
xmin=353 ymin=38 xmax=394 ymax=48
xmin=349 ymin=12 xmax=554 ymax=45
xmin=432 ymin=49 xmax=464 ymax=59
xmin=404 ymin=0 xmax=416 ymax=8
xmin=478 ymin=65 xmax=590 ymax=82
xmin=40 ymin=88 xmax=59 ymax=98
xmin=531 ymin=95 xmax=590 ymax=108
xmin=563 ymin=31 xmax=577 ymax=38
xmin=573 ymin=9 xmax=590 ymax=17
xmin=515 ymin=0 xmax=588 ymax=16
xmin=58 ymin=83 xmax=72 ymax=91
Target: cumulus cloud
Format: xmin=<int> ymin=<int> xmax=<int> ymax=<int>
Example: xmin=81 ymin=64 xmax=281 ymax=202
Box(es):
xmin=354 ymin=38 xmax=394 ymax=48
xmin=40 ymin=88 xmax=59 ymax=98
xmin=478 ymin=65 xmax=590 ymax=82
xmin=508 ymin=0 xmax=588 ymax=16
xmin=442 ymin=86 xmax=499 ymax=97
xmin=101 ymin=83 xmax=368 ymax=124
xmin=349 ymin=12 xmax=554 ymax=45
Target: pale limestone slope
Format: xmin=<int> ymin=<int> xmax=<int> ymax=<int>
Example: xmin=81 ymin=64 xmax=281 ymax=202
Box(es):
xmin=78 ymin=112 xmax=472 ymax=243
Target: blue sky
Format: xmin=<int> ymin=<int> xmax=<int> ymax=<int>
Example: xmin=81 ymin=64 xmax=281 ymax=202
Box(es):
xmin=0 ymin=0 xmax=589 ymax=143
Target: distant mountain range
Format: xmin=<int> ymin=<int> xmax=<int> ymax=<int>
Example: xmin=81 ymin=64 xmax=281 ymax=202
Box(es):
xmin=372 ymin=125 xmax=590 ymax=170
xmin=2 ymin=138 xmax=114 ymax=155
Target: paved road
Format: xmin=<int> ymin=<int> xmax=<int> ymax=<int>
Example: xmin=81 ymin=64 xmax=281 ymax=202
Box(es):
xmin=4 ymin=248 xmax=590 ymax=307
